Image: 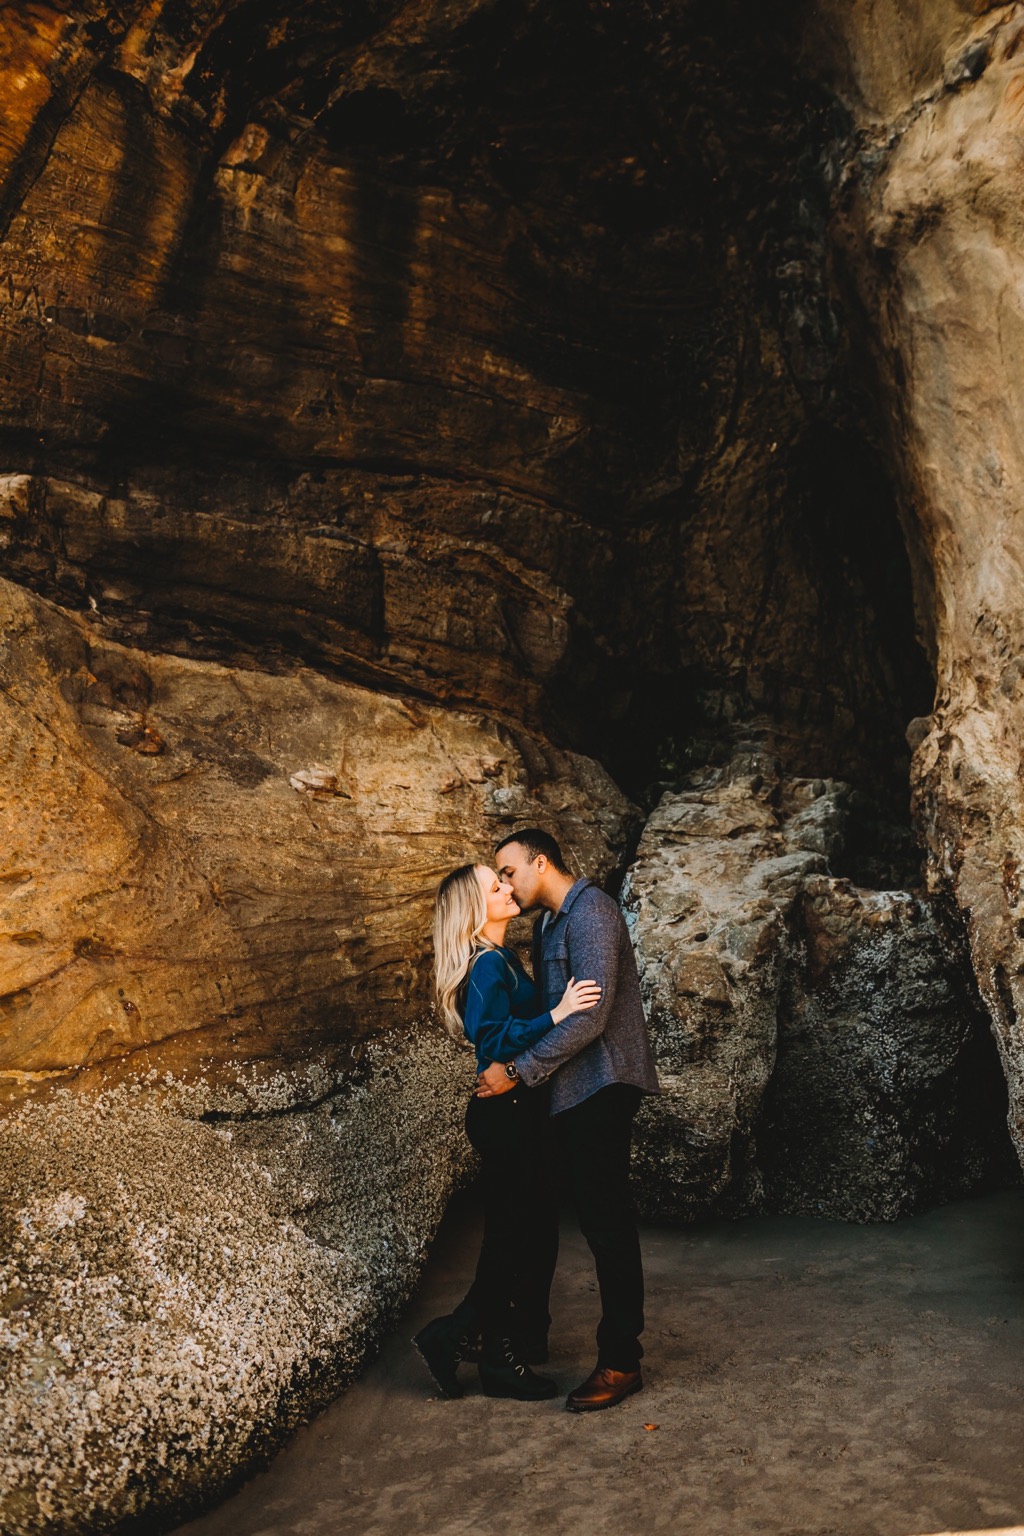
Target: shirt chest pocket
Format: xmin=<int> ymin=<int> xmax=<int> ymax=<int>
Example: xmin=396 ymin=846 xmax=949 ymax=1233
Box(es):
xmin=543 ymin=938 xmax=571 ymax=992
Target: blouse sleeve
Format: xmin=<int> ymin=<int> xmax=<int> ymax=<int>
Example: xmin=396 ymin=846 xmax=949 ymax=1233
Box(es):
xmin=462 ymin=951 xmax=555 ymax=1064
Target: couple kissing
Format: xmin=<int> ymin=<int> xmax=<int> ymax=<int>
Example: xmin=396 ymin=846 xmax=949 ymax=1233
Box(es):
xmin=414 ymin=828 xmax=660 ymax=1413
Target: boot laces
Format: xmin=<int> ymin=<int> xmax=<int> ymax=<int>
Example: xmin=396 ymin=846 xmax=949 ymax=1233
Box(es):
xmin=501 ymin=1339 xmax=526 ymax=1375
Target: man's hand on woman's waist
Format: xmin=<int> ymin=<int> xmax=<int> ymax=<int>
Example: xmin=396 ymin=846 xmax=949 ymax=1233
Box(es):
xmin=475 ymin=1059 xmax=516 ymax=1097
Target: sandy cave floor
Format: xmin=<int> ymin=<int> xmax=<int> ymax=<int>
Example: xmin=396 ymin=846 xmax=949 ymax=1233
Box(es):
xmin=175 ymin=1187 xmax=1024 ymax=1536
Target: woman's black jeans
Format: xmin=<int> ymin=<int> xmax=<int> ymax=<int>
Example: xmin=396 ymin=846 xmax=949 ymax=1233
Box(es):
xmin=462 ymin=1083 xmax=559 ymax=1344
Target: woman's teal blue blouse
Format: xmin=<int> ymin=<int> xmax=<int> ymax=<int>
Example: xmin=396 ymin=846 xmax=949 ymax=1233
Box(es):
xmin=461 ymin=946 xmax=554 ymax=1070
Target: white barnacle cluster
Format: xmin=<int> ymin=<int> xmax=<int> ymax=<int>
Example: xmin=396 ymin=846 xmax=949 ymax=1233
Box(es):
xmin=18 ymin=1191 xmax=88 ymax=1236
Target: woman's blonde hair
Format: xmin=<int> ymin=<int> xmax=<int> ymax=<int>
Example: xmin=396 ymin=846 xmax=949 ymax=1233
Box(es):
xmin=433 ymin=863 xmax=493 ymax=1039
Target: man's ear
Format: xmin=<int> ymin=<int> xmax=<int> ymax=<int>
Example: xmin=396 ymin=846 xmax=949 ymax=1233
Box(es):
xmin=535 ymin=855 xmax=548 ymax=873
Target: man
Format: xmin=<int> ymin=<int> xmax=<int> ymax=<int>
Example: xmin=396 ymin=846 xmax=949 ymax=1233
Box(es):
xmin=477 ymin=828 xmax=660 ymax=1412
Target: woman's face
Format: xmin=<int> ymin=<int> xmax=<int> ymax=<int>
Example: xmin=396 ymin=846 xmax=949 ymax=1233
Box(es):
xmin=476 ymin=864 xmax=520 ymax=924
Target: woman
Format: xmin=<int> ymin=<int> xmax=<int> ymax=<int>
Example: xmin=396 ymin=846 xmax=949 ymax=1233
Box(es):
xmin=413 ymin=861 xmax=601 ymax=1401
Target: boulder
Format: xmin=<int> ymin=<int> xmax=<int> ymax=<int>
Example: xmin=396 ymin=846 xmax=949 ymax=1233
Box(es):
xmin=625 ymin=753 xmax=1012 ymax=1222
xmin=0 ymin=1034 xmax=473 ymax=1536
xmin=759 ymin=878 xmax=1016 ymax=1222
xmin=623 ymin=752 xmax=846 ymax=1220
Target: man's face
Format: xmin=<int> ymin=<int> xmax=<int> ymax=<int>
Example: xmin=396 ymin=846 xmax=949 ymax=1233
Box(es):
xmin=496 ymin=841 xmax=544 ymax=910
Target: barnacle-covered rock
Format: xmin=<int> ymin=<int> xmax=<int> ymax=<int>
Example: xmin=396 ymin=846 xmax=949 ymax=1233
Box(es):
xmin=759 ymin=878 xmax=1016 ymax=1221
xmin=0 ymin=1034 xmax=473 ymax=1536
xmin=625 ymin=754 xmax=1012 ymax=1221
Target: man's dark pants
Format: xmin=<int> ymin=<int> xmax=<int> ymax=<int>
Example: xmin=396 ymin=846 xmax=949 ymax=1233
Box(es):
xmin=462 ymin=1084 xmax=559 ymax=1342
xmin=554 ymin=1082 xmax=644 ymax=1372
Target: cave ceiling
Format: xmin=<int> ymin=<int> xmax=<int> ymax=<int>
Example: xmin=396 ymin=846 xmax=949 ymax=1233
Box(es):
xmin=0 ymin=0 xmax=932 ymax=802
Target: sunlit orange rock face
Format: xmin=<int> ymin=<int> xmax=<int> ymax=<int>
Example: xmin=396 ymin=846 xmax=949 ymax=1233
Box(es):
xmin=0 ymin=573 xmax=632 ymax=1100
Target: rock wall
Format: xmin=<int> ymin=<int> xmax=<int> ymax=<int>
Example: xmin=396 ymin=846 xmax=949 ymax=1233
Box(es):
xmin=0 ymin=567 xmax=633 ymax=1535
xmin=0 ymin=573 xmax=632 ymax=1098
xmin=804 ymin=0 xmax=1024 ymax=1170
xmin=0 ymin=1 xmax=930 ymax=793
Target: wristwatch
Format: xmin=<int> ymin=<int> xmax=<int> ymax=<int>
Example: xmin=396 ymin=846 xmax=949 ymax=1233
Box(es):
xmin=504 ymin=1061 xmax=519 ymax=1083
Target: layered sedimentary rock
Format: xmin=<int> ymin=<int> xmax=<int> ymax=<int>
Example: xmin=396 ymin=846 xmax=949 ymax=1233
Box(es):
xmin=805 ymin=1 xmax=1024 ymax=1170
xmin=0 ymin=0 xmax=929 ymax=794
xmin=0 ymin=573 xmax=632 ymax=1098
xmin=624 ymin=751 xmax=1010 ymax=1223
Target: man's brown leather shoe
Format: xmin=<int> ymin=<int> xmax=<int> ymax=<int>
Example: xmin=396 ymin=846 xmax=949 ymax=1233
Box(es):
xmin=565 ymin=1365 xmax=643 ymax=1412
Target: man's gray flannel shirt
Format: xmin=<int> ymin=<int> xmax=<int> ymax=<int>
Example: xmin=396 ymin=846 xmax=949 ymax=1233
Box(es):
xmin=514 ymin=878 xmax=660 ymax=1115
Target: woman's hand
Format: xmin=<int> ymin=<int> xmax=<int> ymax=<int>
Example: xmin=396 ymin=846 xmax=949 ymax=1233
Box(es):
xmin=551 ymin=976 xmax=602 ymax=1024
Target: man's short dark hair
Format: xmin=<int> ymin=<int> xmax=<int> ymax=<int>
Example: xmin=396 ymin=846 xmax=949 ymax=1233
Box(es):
xmin=495 ymin=827 xmax=571 ymax=876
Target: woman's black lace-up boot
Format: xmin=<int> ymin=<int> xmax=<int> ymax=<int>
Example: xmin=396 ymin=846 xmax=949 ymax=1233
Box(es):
xmin=478 ymin=1335 xmax=558 ymax=1400
xmin=412 ymin=1313 xmax=478 ymax=1399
